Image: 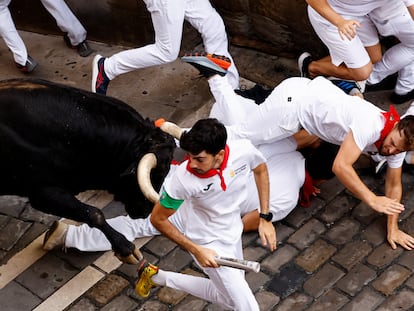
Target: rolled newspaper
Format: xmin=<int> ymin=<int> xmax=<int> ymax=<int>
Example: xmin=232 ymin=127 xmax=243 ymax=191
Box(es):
xmin=215 ymin=256 xmax=260 ymax=273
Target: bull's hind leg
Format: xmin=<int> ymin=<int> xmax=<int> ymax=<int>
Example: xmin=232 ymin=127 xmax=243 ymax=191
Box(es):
xmin=30 ymin=186 xmax=142 ymax=263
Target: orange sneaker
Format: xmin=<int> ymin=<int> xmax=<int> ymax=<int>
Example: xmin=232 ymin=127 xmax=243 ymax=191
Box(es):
xmin=181 ymin=51 xmax=230 ymax=78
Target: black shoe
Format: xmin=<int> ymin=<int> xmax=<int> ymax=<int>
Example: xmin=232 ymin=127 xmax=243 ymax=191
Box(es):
xmin=235 ymin=84 xmax=274 ymax=105
xmin=181 ymin=51 xmax=230 ymax=78
xmin=365 ymin=73 xmax=398 ymax=93
xmin=298 ymin=52 xmax=312 ymax=78
xmin=64 ymin=34 xmax=93 ymax=57
xmin=390 ymin=89 xmax=414 ymax=105
xmin=15 ymin=55 xmax=38 ymax=73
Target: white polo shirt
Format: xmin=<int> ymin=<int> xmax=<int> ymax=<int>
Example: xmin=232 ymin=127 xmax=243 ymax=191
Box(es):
xmin=297 ymin=77 xmax=405 ymax=168
xmin=160 ymin=139 xmax=266 ymax=245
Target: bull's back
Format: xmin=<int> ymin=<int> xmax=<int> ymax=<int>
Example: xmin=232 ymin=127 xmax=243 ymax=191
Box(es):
xmin=0 ymin=79 xmax=149 ymax=194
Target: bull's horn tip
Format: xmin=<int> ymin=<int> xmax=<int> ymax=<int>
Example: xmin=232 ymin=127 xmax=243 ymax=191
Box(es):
xmin=154 ymin=118 xmax=166 ymax=128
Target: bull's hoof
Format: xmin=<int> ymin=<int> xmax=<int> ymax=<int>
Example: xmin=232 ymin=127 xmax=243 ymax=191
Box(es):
xmin=43 ymin=221 xmax=68 ymax=251
xmin=116 ymin=248 xmax=144 ymax=265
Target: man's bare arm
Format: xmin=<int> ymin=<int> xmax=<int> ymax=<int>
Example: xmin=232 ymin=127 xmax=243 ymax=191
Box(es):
xmin=150 ymin=202 xmax=219 ymax=267
xmin=385 ymin=166 xmax=414 ymax=250
xmin=253 ymin=162 xmax=277 ymax=251
xmin=332 ymin=131 xmax=404 ymax=215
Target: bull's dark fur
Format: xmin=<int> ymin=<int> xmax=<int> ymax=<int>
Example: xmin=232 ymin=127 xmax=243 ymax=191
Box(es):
xmin=0 ymin=78 xmax=176 ymax=258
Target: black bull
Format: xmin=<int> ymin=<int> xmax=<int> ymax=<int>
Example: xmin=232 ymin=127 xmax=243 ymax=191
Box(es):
xmin=0 ymin=78 xmax=176 ymax=262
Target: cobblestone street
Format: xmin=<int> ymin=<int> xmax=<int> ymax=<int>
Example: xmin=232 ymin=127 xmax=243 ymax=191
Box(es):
xmin=0 ymin=31 xmax=413 ymax=310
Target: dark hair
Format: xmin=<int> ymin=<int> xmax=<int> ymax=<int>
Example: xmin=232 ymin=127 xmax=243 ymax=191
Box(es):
xmin=305 ymin=142 xmax=339 ymax=180
xmin=397 ymin=115 xmax=414 ymax=150
xmin=180 ymin=118 xmax=227 ymax=155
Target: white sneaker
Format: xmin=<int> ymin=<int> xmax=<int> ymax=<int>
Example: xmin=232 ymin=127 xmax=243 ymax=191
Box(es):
xmin=298 ymin=52 xmax=312 ymax=78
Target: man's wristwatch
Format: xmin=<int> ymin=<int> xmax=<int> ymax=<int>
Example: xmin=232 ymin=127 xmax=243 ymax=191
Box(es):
xmin=259 ymin=212 xmax=273 ymax=222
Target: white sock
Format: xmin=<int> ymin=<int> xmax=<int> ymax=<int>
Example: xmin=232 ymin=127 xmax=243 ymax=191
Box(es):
xmin=152 ymin=269 xmax=166 ymax=286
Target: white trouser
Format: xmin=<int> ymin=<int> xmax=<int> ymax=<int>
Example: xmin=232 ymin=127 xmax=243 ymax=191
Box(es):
xmin=209 ymin=75 xmax=305 ymax=146
xmin=66 ymin=210 xmax=184 ymax=251
xmin=155 ymin=238 xmax=259 ymax=311
xmin=40 ymin=0 xmax=87 ymax=45
xmin=0 ymin=0 xmax=27 ymax=65
xmin=104 ymin=0 xmax=239 ymax=89
xmin=367 ymin=1 xmax=414 ymax=93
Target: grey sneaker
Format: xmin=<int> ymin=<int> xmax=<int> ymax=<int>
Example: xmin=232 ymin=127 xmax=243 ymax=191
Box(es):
xmin=64 ymin=34 xmax=93 ymax=57
xmin=43 ymin=221 xmax=68 ymax=250
xmin=15 ymin=55 xmax=38 ymax=73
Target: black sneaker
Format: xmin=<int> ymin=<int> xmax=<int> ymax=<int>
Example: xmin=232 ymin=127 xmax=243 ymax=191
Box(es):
xmin=329 ymin=78 xmax=362 ymax=96
xmin=91 ymin=54 xmax=110 ymax=95
xmin=390 ymin=89 xmax=414 ymax=105
xmin=298 ymin=52 xmax=312 ymax=78
xmin=64 ymin=34 xmax=93 ymax=57
xmin=15 ymin=55 xmax=38 ymax=73
xmin=235 ymin=84 xmax=273 ymax=105
xmin=181 ymin=51 xmax=230 ymax=78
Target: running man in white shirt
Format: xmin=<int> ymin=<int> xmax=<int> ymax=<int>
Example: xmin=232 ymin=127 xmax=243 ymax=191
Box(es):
xmin=91 ymin=0 xmax=239 ymax=95
xmin=134 ymin=118 xmax=275 ymax=309
xmin=0 ymin=0 xmax=91 ymax=72
xmin=182 ymin=53 xmax=414 ymax=250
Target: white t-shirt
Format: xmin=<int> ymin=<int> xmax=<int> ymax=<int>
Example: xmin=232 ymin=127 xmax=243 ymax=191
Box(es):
xmin=161 ymin=139 xmax=266 ymax=245
xmin=297 ymin=77 xmax=404 ymax=168
xmin=327 ymin=0 xmax=389 ymax=16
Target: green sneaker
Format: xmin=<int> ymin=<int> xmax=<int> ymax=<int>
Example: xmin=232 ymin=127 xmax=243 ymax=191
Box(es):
xmin=135 ymin=259 xmax=159 ymax=298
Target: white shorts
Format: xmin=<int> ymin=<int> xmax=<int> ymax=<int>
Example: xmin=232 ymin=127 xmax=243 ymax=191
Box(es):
xmin=307 ymin=6 xmax=372 ymax=68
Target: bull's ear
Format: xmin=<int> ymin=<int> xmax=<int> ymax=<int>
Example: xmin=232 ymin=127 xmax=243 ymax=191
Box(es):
xmin=158 ymin=121 xmax=183 ymax=139
xmin=137 ymin=153 xmax=160 ymax=203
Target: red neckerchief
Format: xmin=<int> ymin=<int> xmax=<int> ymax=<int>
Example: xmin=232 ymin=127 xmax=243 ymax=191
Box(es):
xmin=186 ymin=145 xmax=229 ymax=191
xmin=299 ymin=169 xmax=314 ymax=208
xmin=374 ymin=105 xmax=400 ymax=150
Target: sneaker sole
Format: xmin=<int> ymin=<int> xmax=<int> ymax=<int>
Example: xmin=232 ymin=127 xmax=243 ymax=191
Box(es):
xmin=91 ymin=54 xmax=102 ymax=93
xmin=298 ymin=52 xmax=311 ymax=77
xmin=181 ymin=56 xmax=227 ymax=76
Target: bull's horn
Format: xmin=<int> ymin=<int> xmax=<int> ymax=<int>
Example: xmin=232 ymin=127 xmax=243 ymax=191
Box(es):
xmin=159 ymin=121 xmax=183 ymax=139
xmin=137 ymin=153 xmax=160 ymax=203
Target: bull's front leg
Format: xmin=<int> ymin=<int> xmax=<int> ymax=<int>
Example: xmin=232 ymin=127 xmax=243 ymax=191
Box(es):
xmin=30 ymin=187 xmax=143 ymax=264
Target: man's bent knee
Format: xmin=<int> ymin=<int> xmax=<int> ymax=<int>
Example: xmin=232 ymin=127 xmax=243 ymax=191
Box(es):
xmin=349 ymin=63 xmax=373 ymax=81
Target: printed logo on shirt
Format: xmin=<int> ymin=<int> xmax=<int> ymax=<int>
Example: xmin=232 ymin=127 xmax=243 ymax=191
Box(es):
xmin=232 ymin=164 xmax=247 ymax=176
xmin=203 ymin=183 xmax=213 ymax=192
